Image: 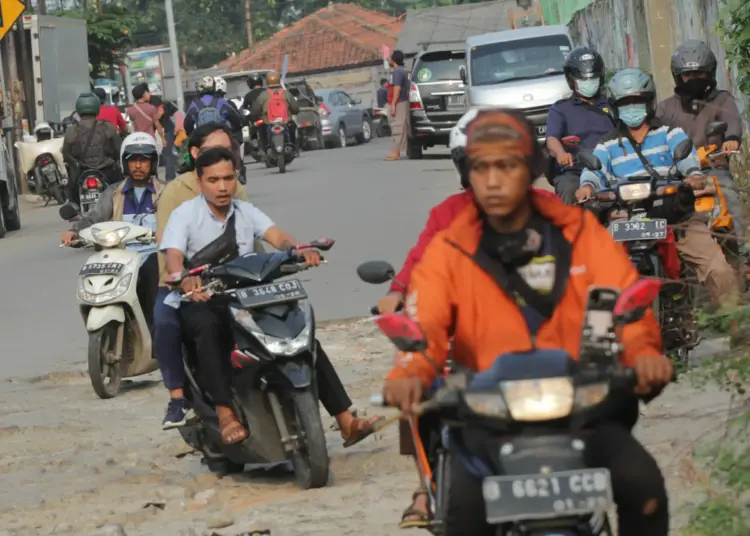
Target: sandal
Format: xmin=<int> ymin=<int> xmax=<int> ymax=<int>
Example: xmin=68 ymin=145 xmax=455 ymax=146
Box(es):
xmin=384 ymin=154 xmax=401 ymax=161
xmin=399 ymin=489 xmax=431 ymax=529
xmin=342 ymin=415 xmax=384 ymax=448
xmin=218 ymin=413 xmax=248 ymax=444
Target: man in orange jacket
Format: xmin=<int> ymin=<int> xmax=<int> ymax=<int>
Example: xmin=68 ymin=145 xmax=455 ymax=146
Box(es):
xmin=383 ymin=109 xmax=673 ymax=536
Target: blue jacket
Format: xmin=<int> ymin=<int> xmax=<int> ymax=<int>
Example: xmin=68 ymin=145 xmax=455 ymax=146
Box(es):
xmin=580 ymin=120 xmax=702 ymax=191
xmin=184 ymin=94 xmax=243 ymax=135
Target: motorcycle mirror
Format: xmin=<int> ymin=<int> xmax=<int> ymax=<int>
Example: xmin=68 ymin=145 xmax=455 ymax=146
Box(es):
xmin=357 ymin=260 xmax=396 ymax=284
xmin=705 ymin=121 xmax=728 ymax=139
xmin=672 ymin=138 xmax=693 ymax=163
xmin=576 ymin=151 xmax=602 ymax=171
xmin=613 ymin=278 xmax=661 ymax=325
xmin=304 ymin=238 xmax=335 ymax=251
xmin=376 ymin=313 xmax=428 ymax=353
xmin=459 ymin=65 xmax=467 ymax=84
xmin=59 ymin=203 xmax=80 ymax=221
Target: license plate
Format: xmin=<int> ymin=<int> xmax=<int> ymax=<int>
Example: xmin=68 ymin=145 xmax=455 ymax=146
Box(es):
xmin=482 ymin=468 xmax=612 ymax=524
xmin=79 ymin=262 xmax=125 ymax=276
xmin=82 ymin=192 xmax=100 ymax=201
xmin=446 ymin=94 xmax=465 ymax=107
xmin=535 ymin=124 xmax=547 ymax=137
xmin=299 ymin=122 xmax=312 ymax=127
xmin=609 ymin=218 xmax=667 ymax=241
xmin=236 ymin=279 xmax=307 ymax=308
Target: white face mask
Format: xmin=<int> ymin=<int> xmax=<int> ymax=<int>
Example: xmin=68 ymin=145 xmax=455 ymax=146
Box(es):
xmin=576 ymin=78 xmax=600 ymax=98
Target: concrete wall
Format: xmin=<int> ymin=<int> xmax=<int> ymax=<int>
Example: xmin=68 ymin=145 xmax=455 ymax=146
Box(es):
xmin=290 ymin=64 xmax=388 ymax=108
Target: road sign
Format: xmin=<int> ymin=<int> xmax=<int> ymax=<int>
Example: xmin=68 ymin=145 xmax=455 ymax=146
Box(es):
xmin=0 ymin=0 xmax=25 ymax=42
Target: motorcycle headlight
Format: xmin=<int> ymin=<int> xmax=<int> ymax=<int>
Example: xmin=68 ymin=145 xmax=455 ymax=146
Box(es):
xmin=91 ymin=226 xmax=129 ymax=247
xmin=231 ymin=306 xmax=312 ymax=356
xmin=501 ymin=377 xmax=574 ymax=422
xmin=619 ymin=183 xmax=651 ymax=201
xmin=463 ymin=393 xmax=508 ymax=418
xmin=77 ymin=273 xmax=132 ymax=304
xmin=574 ymin=382 xmax=610 ymax=409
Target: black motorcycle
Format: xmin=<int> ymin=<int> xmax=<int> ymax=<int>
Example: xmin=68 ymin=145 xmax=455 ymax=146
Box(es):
xmin=263 ymin=120 xmax=296 ymax=174
xmin=168 ymin=239 xmax=335 ymax=490
xmin=359 ymin=260 xmax=665 ymax=535
xmin=74 ymin=168 xmax=110 ymax=215
xmin=578 ymin=138 xmax=699 ymax=363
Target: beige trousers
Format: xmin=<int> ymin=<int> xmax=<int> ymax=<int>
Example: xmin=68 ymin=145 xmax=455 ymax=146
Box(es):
xmin=390 ymin=100 xmax=411 ymax=155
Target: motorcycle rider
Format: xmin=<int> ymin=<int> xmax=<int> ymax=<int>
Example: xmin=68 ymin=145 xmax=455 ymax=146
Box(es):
xmin=576 ymin=68 xmax=738 ymax=308
xmin=383 ymin=107 xmax=673 ymax=536
xmin=546 ymin=47 xmax=615 ymax=204
xmin=184 ymin=75 xmax=244 ymax=137
xmin=34 ymin=122 xmax=54 ymax=141
xmin=94 ymin=87 xmax=129 ymax=136
xmin=61 ymin=132 xmax=164 ymax=324
xmin=656 ymin=40 xmax=745 ymax=242
xmin=214 ymin=75 xmax=247 ymax=183
xmin=161 ymin=146 xmax=382 ymax=443
xmin=62 ymin=92 xmax=122 ymax=204
xmin=242 ymin=73 xmax=266 ymax=151
xmin=250 ymin=70 xmax=300 ymax=152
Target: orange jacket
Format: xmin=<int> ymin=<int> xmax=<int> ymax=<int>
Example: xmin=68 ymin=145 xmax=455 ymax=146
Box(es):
xmin=388 ymin=190 xmax=663 ymax=386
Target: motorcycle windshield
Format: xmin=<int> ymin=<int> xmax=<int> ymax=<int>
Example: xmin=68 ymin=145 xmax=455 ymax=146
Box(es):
xmin=212 ymin=252 xmax=291 ymax=283
xmin=469 ymin=349 xmax=573 ymax=390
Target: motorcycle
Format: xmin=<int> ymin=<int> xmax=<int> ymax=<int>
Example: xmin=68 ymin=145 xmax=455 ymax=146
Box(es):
xmin=16 ymin=134 xmax=68 ymax=205
xmin=167 ymin=238 xmax=336 ymax=489
xmin=372 ymin=107 xmax=391 ymax=138
xmin=359 ymin=260 xmax=664 ymax=535
xmin=75 ymin=168 xmax=112 ymax=215
xmin=262 ymin=119 xmax=296 ymax=174
xmin=62 ymin=207 xmax=159 ymax=399
xmin=578 ymin=138 xmax=699 ymax=363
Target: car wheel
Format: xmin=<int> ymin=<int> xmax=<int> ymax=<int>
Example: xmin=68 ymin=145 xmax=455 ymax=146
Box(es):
xmin=3 ymin=181 xmax=20 ymax=232
xmin=0 ymin=194 xmax=6 ymax=239
xmin=356 ymin=117 xmax=372 ymax=144
xmin=407 ymin=140 xmax=423 ymax=160
xmin=337 ymin=124 xmax=347 ymax=148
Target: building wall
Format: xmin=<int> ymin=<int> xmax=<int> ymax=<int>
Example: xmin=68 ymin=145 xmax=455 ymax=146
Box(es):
xmin=288 ymin=64 xmax=389 ymax=108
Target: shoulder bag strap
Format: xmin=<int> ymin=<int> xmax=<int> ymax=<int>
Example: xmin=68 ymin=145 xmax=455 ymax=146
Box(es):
xmin=623 ymin=128 xmax=662 ymax=182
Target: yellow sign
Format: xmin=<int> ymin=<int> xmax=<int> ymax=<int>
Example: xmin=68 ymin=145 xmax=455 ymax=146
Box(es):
xmin=0 ymin=0 xmax=25 ymax=42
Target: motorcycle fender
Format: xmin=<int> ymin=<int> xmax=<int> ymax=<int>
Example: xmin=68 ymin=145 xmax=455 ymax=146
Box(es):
xmin=86 ymin=305 xmax=125 ymax=332
xmin=272 ymin=134 xmax=285 ymax=153
xmin=272 ymin=359 xmax=312 ymax=388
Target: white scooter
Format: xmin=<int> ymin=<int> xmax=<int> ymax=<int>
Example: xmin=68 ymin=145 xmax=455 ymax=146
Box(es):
xmin=16 ymin=128 xmax=69 ymax=205
xmin=72 ymin=218 xmax=159 ymax=399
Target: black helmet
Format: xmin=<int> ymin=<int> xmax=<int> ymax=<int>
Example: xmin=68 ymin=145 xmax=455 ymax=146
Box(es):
xmin=75 ymin=92 xmax=101 ymax=117
xmin=93 ymin=87 xmax=107 ymax=104
xmin=564 ymin=47 xmax=605 ymax=93
xmin=246 ymin=73 xmax=263 ymax=88
xmin=671 ymin=40 xmax=717 ymax=84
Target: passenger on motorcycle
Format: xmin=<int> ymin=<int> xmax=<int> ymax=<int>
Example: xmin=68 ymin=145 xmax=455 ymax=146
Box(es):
xmin=62 ymin=92 xmax=122 ymax=201
xmin=576 ymin=68 xmax=738 ymax=307
xmin=656 ymin=40 xmax=745 ymax=241
xmin=158 ymin=144 xmax=382 ymax=444
xmin=184 ymin=75 xmax=244 ymax=137
xmin=242 ymin=74 xmax=266 ymax=151
xmin=61 ymin=132 xmax=163 ymax=325
xmin=546 ymin=47 xmax=615 ymax=204
xmin=250 ymin=70 xmax=300 ymax=152
xmin=34 ymin=122 xmax=54 ymax=141
xmin=94 ymin=87 xmax=129 ymax=136
xmin=383 ymin=108 xmax=673 ymax=536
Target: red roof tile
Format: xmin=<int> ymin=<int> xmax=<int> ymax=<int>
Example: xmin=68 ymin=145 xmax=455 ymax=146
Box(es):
xmin=220 ymin=3 xmax=404 ymax=74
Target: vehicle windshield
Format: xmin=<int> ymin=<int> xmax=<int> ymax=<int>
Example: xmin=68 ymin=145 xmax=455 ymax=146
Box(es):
xmin=470 ymin=35 xmax=571 ymax=86
xmin=412 ymin=50 xmax=465 ymax=83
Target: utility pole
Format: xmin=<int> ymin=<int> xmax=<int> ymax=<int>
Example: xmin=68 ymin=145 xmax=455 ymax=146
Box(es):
xmin=5 ymin=25 xmax=29 ymax=194
xmin=38 ymin=0 xmax=47 ymax=15
xmin=164 ymin=0 xmax=184 ymax=110
xmin=244 ymin=0 xmax=253 ymax=49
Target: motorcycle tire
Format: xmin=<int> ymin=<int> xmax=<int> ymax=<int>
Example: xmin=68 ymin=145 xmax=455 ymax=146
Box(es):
xmin=278 ymin=156 xmax=286 ymax=174
xmin=88 ymin=322 xmax=122 ymax=399
xmin=252 ymin=152 xmax=263 ymax=163
xmin=49 ymin=182 xmax=66 ymax=205
xmin=287 ymin=389 xmax=329 ymax=489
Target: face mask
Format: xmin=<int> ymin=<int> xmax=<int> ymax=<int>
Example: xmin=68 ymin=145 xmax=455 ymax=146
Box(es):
xmin=576 ymin=78 xmax=600 ymax=98
xmin=618 ymin=103 xmax=649 ymax=127
xmin=677 ymin=78 xmax=712 ymax=99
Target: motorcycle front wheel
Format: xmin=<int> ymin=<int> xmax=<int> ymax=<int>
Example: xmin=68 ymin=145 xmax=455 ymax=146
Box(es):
xmin=286 ymin=389 xmax=329 ymax=489
xmin=88 ymin=322 xmax=122 ymax=399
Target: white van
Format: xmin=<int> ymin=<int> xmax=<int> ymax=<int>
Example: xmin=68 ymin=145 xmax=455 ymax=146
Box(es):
xmin=460 ymin=26 xmax=574 ymax=141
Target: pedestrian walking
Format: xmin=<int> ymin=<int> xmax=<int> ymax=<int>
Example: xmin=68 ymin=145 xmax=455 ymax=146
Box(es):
xmin=385 ymin=50 xmax=411 ymax=161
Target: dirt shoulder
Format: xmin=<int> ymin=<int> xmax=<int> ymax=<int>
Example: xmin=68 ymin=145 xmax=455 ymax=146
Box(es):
xmin=0 ymin=320 xmax=732 ymax=535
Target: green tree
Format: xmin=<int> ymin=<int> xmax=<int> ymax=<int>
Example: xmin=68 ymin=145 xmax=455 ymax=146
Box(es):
xmin=716 ymin=0 xmax=750 ymax=97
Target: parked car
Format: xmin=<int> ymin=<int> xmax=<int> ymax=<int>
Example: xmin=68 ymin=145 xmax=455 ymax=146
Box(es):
xmin=286 ymin=80 xmax=324 ymax=150
xmin=0 ymin=132 xmax=21 ymax=238
xmin=315 ymin=89 xmax=373 ymax=148
xmin=407 ymin=47 xmax=466 ymax=159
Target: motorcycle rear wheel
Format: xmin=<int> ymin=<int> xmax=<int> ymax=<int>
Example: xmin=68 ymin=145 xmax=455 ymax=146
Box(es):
xmin=88 ymin=322 xmax=122 ymax=399
xmin=49 ymin=182 xmax=66 ymax=205
xmin=286 ymin=389 xmax=329 ymax=489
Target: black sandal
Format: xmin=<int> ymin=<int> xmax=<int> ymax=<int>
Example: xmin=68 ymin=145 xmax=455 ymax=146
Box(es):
xmin=399 ymin=489 xmax=431 ymax=529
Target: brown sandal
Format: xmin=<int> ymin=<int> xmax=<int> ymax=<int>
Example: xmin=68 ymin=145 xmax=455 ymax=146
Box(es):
xmin=342 ymin=415 xmax=384 ymax=448
xmin=384 ymin=154 xmax=401 ymax=161
xmin=399 ymin=489 xmax=431 ymax=529
xmin=218 ymin=413 xmax=248 ymax=444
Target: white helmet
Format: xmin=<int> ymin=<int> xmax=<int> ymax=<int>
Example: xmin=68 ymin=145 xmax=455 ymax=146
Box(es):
xmin=196 ymin=75 xmax=215 ymax=94
xmin=214 ymin=76 xmax=227 ymax=95
xmin=34 ymin=121 xmax=53 ymax=137
xmin=120 ymin=132 xmax=158 ymax=177
xmin=449 ymin=108 xmax=480 ymax=188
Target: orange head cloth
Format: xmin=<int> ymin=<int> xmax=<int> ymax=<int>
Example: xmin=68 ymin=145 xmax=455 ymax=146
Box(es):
xmin=465 ymin=109 xmax=534 ymax=160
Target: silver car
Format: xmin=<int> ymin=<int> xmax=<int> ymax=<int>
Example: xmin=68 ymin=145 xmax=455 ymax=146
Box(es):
xmin=316 ymin=88 xmax=373 ymax=148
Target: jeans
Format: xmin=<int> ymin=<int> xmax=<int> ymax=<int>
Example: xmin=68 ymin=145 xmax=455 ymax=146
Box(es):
xmin=136 ymin=254 xmax=159 ymax=329
xmin=552 ymin=170 xmax=580 ymax=205
xmin=154 ymin=286 xmax=184 ymax=390
xmin=163 ymin=128 xmax=176 ymax=181
xmin=443 ymin=422 xmax=669 ymax=536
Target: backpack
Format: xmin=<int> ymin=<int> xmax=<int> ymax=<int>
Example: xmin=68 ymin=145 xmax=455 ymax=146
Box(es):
xmin=267 ymin=89 xmax=289 ymax=123
xmin=196 ymin=96 xmax=225 ymax=127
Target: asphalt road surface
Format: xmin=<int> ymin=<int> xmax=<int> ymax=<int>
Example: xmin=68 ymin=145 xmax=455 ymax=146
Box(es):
xmin=0 ymin=139 xmax=458 ymax=381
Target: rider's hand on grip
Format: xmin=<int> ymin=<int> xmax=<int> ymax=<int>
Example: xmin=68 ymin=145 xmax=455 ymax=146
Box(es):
xmin=632 ymin=355 xmax=673 ymax=395
xmin=383 ymin=377 xmax=424 ymax=414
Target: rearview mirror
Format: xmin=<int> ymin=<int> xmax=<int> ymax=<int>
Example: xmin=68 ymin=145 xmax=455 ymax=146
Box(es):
xmin=672 ymin=138 xmax=693 ymax=163
xmin=577 ymin=151 xmax=602 ymax=171
xmin=705 ymin=121 xmax=727 ymax=139
xmin=357 ymin=260 xmax=395 ymax=284
xmin=613 ymin=278 xmax=661 ymax=324
xmin=315 ymin=96 xmax=323 ymax=104
xmin=459 ymin=65 xmax=467 ymax=84
xmin=353 ymin=97 xmax=361 ymax=105
xmin=59 ymin=203 xmax=80 ymax=221
xmin=306 ymin=238 xmax=335 ymax=251
xmin=375 ymin=313 xmax=428 ymax=353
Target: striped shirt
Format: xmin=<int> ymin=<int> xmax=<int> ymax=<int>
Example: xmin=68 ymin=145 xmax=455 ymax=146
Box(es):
xmin=580 ymin=122 xmax=702 ymax=191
